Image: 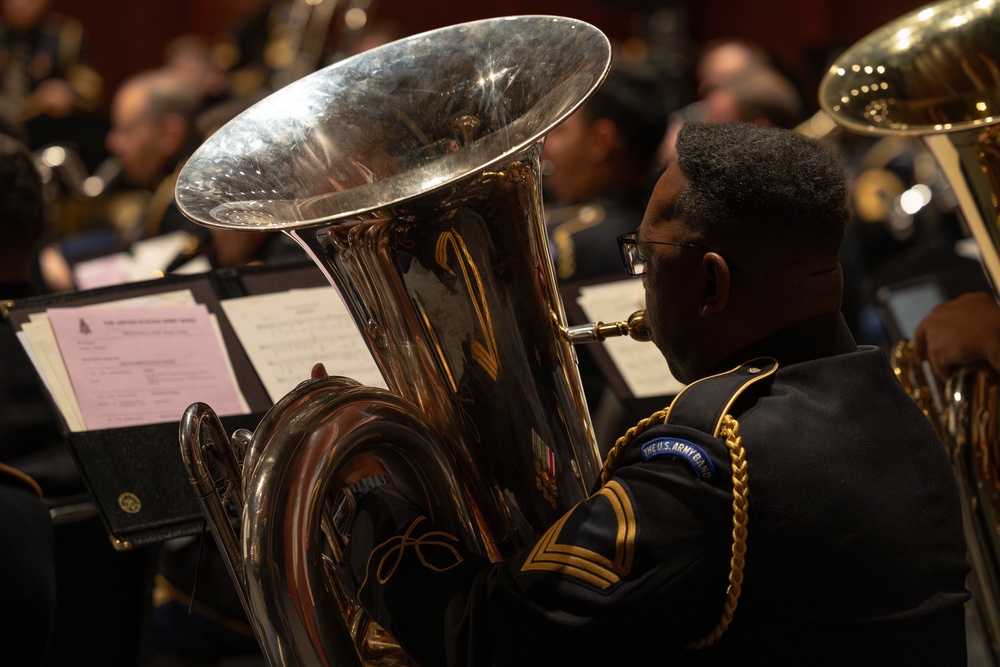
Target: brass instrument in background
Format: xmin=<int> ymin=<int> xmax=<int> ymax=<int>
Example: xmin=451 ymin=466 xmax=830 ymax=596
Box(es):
xmin=174 ymin=16 xmax=652 ymax=666
xmin=819 ymin=0 xmax=1000 ymax=659
xmin=268 ymin=0 xmax=380 ymax=90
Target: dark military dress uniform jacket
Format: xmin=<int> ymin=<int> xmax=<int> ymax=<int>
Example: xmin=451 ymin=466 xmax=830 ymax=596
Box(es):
xmin=336 ymin=312 xmax=971 ymax=666
xmin=545 ymin=190 xmax=645 ymax=282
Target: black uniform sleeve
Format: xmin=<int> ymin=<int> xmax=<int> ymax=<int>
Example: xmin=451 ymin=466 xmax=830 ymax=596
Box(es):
xmin=335 ymin=423 xmax=737 ymax=666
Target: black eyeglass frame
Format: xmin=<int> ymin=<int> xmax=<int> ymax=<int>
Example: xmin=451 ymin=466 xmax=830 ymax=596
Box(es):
xmin=616 ymin=231 xmax=714 ymax=276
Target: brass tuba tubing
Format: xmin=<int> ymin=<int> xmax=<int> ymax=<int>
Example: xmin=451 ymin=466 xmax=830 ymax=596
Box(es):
xmin=564 ymin=309 xmax=651 ymax=344
xmin=240 ymin=378 xmax=483 ymax=665
xmin=175 ymin=16 xmax=614 ymax=666
xmin=179 ymin=403 xmax=250 ymax=613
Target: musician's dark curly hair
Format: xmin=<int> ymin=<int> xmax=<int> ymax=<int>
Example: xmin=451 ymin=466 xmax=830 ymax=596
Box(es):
xmin=674 ymin=122 xmax=849 ymax=250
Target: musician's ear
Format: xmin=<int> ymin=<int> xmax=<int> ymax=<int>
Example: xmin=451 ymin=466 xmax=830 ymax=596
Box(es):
xmin=699 ymin=252 xmax=730 ymax=316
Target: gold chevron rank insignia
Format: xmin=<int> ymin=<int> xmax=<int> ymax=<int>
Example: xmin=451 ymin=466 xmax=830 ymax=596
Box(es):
xmin=520 ymin=480 xmax=636 ymax=590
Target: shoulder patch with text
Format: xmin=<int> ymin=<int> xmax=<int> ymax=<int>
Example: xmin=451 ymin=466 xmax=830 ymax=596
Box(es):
xmin=640 ymin=437 xmax=717 ymax=481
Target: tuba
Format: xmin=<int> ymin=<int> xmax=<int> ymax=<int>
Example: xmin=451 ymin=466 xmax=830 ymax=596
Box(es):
xmin=175 ymin=16 xmax=648 ymax=665
xmin=819 ymin=0 xmax=1000 ymax=658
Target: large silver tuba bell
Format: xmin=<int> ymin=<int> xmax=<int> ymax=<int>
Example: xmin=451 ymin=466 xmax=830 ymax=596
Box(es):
xmin=174 ymin=16 xmax=643 ymax=666
xmin=819 ymin=0 xmax=1000 ymax=659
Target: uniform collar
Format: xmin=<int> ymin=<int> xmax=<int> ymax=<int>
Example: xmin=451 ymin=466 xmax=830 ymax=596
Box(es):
xmin=714 ymin=311 xmax=857 ymax=373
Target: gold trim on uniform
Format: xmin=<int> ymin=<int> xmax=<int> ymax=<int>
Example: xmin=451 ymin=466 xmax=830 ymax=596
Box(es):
xmin=520 ymin=479 xmax=635 ymax=589
xmin=0 ymin=462 xmax=43 ymax=498
xmin=359 ymin=516 xmax=465 ymax=595
xmin=549 ymin=203 xmax=606 ymax=280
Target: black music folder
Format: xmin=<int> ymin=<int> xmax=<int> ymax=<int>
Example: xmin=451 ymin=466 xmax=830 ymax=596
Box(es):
xmin=3 ymin=261 xmax=329 ymax=549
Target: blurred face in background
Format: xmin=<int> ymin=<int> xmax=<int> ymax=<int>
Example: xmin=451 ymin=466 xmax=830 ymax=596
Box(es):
xmin=106 ymin=83 xmax=173 ymax=189
xmin=542 ymin=110 xmax=594 ymax=204
xmin=2 ymin=0 xmax=50 ymax=30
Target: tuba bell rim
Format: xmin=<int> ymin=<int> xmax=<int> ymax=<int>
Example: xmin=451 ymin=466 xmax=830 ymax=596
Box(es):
xmin=818 ymin=0 xmax=1000 ymax=137
xmin=174 ymin=14 xmax=612 ymax=233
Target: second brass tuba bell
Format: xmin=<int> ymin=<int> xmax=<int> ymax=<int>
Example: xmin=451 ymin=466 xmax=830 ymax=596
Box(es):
xmin=176 ymin=16 xmax=620 ymax=666
xmin=819 ymin=0 xmax=1000 ymax=659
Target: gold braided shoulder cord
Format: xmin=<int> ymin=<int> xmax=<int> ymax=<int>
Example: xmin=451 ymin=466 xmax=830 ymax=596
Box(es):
xmin=599 ymin=411 xmax=749 ymax=650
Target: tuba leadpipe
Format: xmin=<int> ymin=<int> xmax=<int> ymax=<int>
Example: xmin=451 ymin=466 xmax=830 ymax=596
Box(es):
xmin=175 ymin=16 xmax=615 ymax=666
xmin=563 ymin=309 xmax=650 ymax=344
xmin=819 ymin=0 xmax=1000 ymax=659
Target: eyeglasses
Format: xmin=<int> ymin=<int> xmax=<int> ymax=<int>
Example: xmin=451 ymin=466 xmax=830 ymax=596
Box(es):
xmin=616 ymin=231 xmax=713 ymax=276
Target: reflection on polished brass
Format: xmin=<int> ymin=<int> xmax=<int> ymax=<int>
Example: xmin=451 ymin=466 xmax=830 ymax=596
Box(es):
xmin=890 ymin=340 xmax=946 ymax=441
xmin=818 ymin=0 xmax=1000 ymax=289
xmin=175 ymin=16 xmax=612 ymax=667
xmin=822 ymin=1 xmax=1000 ymax=659
xmin=434 ymin=229 xmax=500 ymax=381
xmin=890 ymin=343 xmax=1000 ymax=658
xmin=818 ymin=0 xmax=1000 ymax=135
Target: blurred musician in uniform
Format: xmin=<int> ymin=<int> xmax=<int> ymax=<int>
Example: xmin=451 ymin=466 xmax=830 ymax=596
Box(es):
xmin=105 ymin=68 xmax=205 ymax=243
xmin=0 ymin=130 xmax=57 ymax=667
xmin=542 ymin=62 xmax=672 ymax=436
xmin=46 ymin=68 xmax=207 ymax=281
xmin=543 ymin=62 xmax=669 ymax=282
xmin=659 ymin=39 xmax=806 ymax=166
xmin=0 ymin=0 xmax=103 ymax=161
xmin=327 ymin=122 xmax=970 ymax=665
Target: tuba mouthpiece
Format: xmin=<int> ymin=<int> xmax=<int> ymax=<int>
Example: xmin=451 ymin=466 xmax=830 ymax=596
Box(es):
xmin=564 ymin=310 xmax=650 ymax=344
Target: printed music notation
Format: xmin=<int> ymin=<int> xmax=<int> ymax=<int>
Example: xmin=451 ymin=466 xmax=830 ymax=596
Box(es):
xmin=575 ymin=280 xmax=684 ymax=398
xmin=220 ymin=286 xmax=386 ymax=403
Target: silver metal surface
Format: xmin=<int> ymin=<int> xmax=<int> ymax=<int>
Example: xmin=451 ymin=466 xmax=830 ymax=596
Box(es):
xmin=176 ymin=15 xmax=610 ymax=231
xmin=176 ymin=16 xmax=612 ymax=666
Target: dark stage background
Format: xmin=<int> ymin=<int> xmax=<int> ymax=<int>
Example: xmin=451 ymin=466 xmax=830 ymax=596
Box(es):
xmin=52 ymin=0 xmax=932 ymax=115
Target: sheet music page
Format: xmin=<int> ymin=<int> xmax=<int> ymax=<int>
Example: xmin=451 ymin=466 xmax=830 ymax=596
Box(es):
xmin=576 ymin=279 xmax=685 ymax=398
xmin=221 ymin=286 xmax=387 ymax=403
xmin=18 ymin=289 xmax=211 ymax=432
xmin=18 ymin=323 xmax=87 ymax=431
xmin=45 ymin=303 xmax=248 ymax=430
xmin=73 ymin=231 xmax=210 ymax=289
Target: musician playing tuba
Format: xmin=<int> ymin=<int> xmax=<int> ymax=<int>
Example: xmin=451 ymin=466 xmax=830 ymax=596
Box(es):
xmin=328 ymin=122 xmax=971 ymax=665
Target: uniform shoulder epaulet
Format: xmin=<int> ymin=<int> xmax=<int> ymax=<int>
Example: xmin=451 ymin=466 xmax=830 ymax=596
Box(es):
xmin=596 ymin=356 xmax=779 ymax=650
xmin=547 ymin=203 xmax=606 ymax=280
xmin=665 ymin=357 xmax=778 ymax=438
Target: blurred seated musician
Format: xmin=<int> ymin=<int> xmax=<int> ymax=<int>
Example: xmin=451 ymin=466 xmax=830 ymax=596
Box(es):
xmin=659 ymin=40 xmax=806 ymax=169
xmin=0 ymin=129 xmax=71 ymax=491
xmin=105 ymin=68 xmax=206 ymax=243
xmin=0 ymin=131 xmax=58 ymax=666
xmin=46 ymin=68 xmax=208 ymax=283
xmin=543 ymin=62 xmax=669 ymax=282
xmin=701 ymin=64 xmax=807 ymax=129
xmin=914 ymin=290 xmax=1000 ymax=379
xmin=326 ymin=122 xmax=970 ymax=665
xmin=0 ymin=0 xmax=103 ymax=156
